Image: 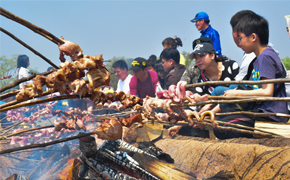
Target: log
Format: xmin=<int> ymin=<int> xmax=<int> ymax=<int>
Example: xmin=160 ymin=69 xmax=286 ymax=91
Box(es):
xmin=255 ymin=121 xmax=290 ymax=138
xmin=154 ymin=136 xmax=290 ymax=179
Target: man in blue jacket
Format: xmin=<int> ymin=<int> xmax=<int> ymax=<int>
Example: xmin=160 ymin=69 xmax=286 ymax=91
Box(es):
xmin=191 ymin=11 xmax=222 ymax=56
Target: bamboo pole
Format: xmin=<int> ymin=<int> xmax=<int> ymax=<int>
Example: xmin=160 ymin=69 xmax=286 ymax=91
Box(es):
xmin=0 ymin=7 xmax=64 ymax=45
xmin=171 ymin=97 xmax=290 ymax=107
xmin=0 ymin=69 xmax=55 ymax=94
xmin=0 ymin=90 xmax=54 ymax=109
xmin=185 ymin=78 xmax=290 ymax=89
xmin=0 ymin=125 xmax=54 ymax=140
xmin=0 ymin=27 xmax=59 ymax=69
xmin=0 ymin=131 xmax=97 ymax=155
xmin=164 ymin=120 xmax=277 ymax=138
xmin=0 ymin=94 xmax=91 ymax=112
xmin=168 ymin=118 xmax=284 ymax=137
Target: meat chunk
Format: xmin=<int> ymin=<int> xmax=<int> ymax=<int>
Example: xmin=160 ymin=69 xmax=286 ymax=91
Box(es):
xmin=86 ymin=68 xmax=110 ymax=89
xmin=95 ymin=118 xmax=122 ymax=141
xmin=119 ymin=113 xmax=143 ymax=127
xmin=58 ymin=37 xmax=83 ymax=62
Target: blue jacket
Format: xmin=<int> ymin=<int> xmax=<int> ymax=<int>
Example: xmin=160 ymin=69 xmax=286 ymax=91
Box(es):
xmin=200 ymin=25 xmax=222 ymax=56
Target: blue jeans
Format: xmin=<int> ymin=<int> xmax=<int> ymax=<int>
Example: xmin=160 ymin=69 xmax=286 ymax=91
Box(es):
xmin=211 ymin=84 xmax=238 ymax=96
xmin=211 ymin=85 xmax=239 ymax=112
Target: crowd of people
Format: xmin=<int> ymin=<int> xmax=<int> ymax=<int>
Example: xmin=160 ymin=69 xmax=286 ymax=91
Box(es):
xmin=13 ymin=10 xmax=290 ymax=140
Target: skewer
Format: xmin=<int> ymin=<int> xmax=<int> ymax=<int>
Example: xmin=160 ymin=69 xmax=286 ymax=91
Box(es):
xmin=0 ymin=7 xmax=64 ymax=45
xmin=0 ymin=125 xmax=54 ymax=140
xmin=0 ymin=27 xmax=59 ymax=69
xmin=171 ymin=97 xmax=290 ymax=107
xmin=185 ymin=78 xmax=290 ymax=89
xmin=161 ymin=120 xmax=278 ymax=138
xmin=0 ymin=130 xmax=96 ymax=155
xmin=0 ymin=69 xmax=55 ymax=94
xmin=0 ymin=109 xmax=136 ymax=140
xmin=0 ymin=90 xmax=54 ymax=109
xmin=0 ymin=94 xmax=91 ymax=112
xmin=162 ymin=118 xmax=284 ymax=137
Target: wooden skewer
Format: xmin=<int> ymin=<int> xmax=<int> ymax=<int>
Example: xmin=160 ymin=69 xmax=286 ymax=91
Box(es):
xmin=164 ymin=118 xmax=284 ymax=137
xmin=0 ymin=27 xmax=59 ymax=69
xmin=171 ymin=97 xmax=290 ymax=107
xmin=0 ymin=69 xmax=56 ymax=94
xmin=0 ymin=130 xmax=97 ymax=155
xmin=0 ymin=125 xmax=54 ymax=140
xmin=0 ymin=90 xmax=54 ymax=109
xmin=0 ymin=7 xmax=64 ymax=45
xmin=0 ymin=94 xmax=91 ymax=112
xmin=185 ymin=78 xmax=290 ymax=89
xmin=161 ymin=120 xmax=278 ymax=138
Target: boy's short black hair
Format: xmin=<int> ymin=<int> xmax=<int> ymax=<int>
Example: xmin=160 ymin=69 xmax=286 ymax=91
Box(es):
xmin=230 ymin=10 xmax=256 ymax=29
xmin=146 ymin=59 xmax=155 ymax=68
xmin=160 ymin=47 xmax=180 ymax=64
xmin=234 ymin=13 xmax=269 ymax=45
xmin=112 ymin=60 xmax=128 ymax=71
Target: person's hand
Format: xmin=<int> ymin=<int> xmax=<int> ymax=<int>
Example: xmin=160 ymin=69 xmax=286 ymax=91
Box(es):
xmin=167 ymin=125 xmax=182 ymax=137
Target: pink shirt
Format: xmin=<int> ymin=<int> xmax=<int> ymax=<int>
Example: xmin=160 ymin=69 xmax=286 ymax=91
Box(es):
xmin=129 ymin=70 xmax=158 ymax=98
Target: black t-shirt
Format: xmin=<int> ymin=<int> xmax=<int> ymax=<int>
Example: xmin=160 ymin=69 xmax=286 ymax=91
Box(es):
xmin=192 ymin=60 xmax=239 ymax=95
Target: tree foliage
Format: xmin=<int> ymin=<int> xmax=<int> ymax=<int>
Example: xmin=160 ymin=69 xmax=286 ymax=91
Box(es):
xmin=0 ymin=55 xmax=39 ymax=94
xmin=181 ymin=51 xmax=195 ymax=69
xmin=281 ymin=56 xmax=290 ymax=70
xmin=0 ymin=55 xmax=18 ymax=92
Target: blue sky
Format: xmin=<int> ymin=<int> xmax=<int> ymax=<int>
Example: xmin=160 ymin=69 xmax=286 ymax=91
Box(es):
xmin=1 ymin=0 xmax=290 ymax=73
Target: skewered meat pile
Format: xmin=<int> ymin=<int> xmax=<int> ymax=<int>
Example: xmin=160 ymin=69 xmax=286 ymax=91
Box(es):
xmin=52 ymin=109 xmax=145 ymax=141
xmin=16 ymin=54 xmax=109 ymax=102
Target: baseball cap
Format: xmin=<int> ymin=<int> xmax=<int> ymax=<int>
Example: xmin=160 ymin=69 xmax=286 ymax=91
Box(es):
xmin=192 ymin=37 xmax=213 ymax=50
xmin=190 ymin=12 xmax=209 ymax=22
xmin=130 ymin=57 xmax=147 ymax=72
xmin=189 ymin=42 xmax=216 ymax=60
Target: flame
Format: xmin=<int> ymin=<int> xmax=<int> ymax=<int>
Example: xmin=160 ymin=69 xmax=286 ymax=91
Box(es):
xmin=58 ymin=158 xmax=74 ymax=180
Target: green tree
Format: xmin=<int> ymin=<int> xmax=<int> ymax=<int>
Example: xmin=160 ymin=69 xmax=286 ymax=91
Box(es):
xmin=0 ymin=55 xmax=18 ymax=92
xmin=105 ymin=56 xmax=126 ymax=90
xmin=0 ymin=54 xmax=39 ymax=94
xmin=181 ymin=51 xmax=195 ymax=69
xmin=281 ymin=56 xmax=290 ymax=70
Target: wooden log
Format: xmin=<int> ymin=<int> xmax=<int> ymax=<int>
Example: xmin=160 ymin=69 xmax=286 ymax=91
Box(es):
xmin=254 ymin=121 xmax=290 ymax=138
xmin=154 ymin=136 xmax=290 ymax=179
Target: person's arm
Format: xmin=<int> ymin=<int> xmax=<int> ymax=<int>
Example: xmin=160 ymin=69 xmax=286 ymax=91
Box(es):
xmin=224 ymin=77 xmax=274 ymax=97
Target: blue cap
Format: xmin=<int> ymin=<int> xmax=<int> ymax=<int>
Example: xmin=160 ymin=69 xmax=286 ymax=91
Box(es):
xmin=190 ymin=12 xmax=209 ymax=22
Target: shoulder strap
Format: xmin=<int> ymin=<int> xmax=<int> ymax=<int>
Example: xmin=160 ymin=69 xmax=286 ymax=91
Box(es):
xmin=243 ymin=57 xmax=257 ymax=80
xmin=201 ymin=71 xmax=213 ymax=91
